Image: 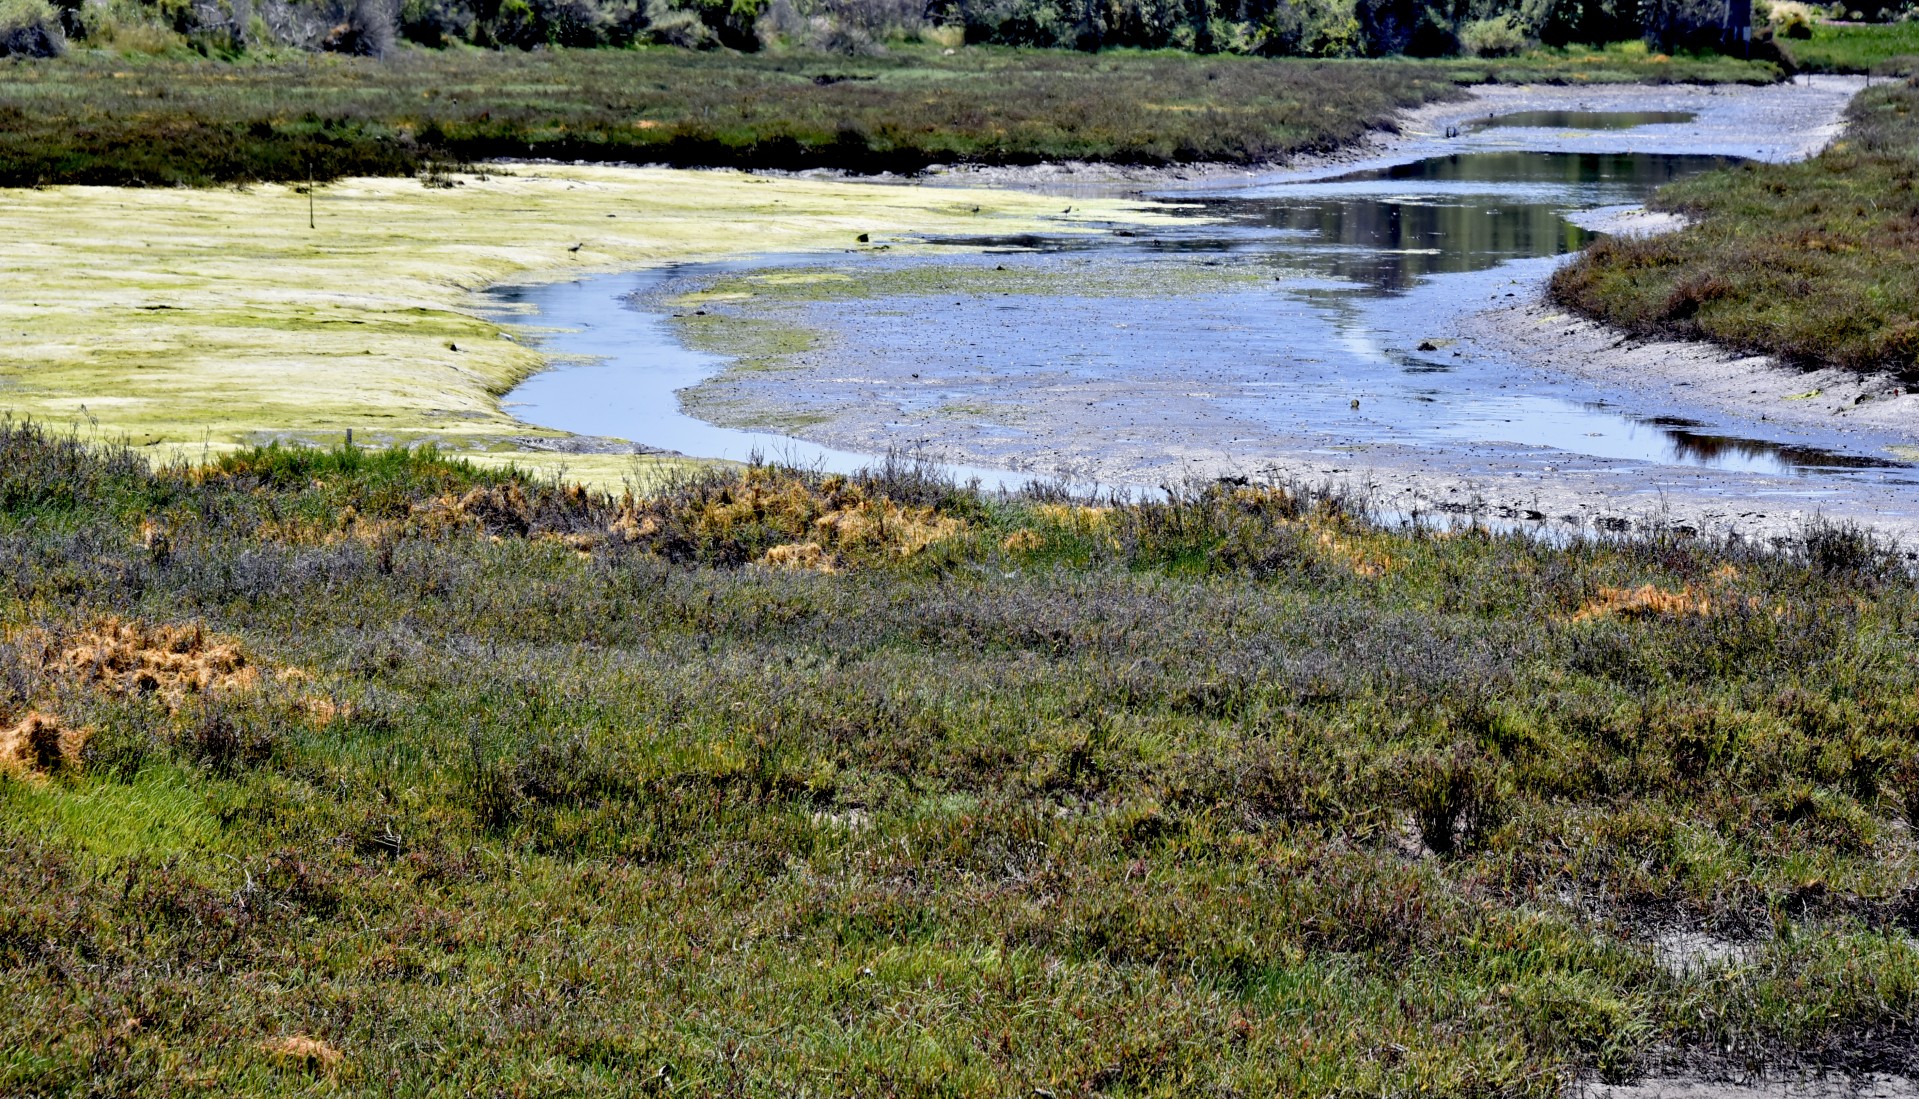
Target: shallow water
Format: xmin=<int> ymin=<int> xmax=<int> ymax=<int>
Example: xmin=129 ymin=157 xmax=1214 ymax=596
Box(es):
xmin=487 ymin=268 xmax=1031 ymax=488
xmin=1465 ymin=109 xmax=1697 ymax=131
xmin=495 ymin=111 xmax=1910 ymax=493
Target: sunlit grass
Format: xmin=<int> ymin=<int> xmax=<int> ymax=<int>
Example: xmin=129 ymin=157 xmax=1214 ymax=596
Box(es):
xmin=2 ymin=423 xmax=1918 ymax=1093
xmin=1552 ymin=78 xmax=1919 ymax=378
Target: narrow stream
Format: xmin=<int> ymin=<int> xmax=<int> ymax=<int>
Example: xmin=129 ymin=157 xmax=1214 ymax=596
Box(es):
xmin=494 ymin=106 xmax=1911 ymax=496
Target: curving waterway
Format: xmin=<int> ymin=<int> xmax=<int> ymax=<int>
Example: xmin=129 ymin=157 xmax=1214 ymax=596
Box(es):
xmin=494 ymin=83 xmax=1919 ymax=528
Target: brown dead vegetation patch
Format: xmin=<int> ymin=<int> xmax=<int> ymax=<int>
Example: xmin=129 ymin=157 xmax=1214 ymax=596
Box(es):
xmin=1034 ymin=503 xmax=1114 ymax=532
xmin=262 ymin=1035 xmax=344 ymax=1072
xmin=24 ymin=617 xmax=261 ymax=710
xmin=758 ymin=541 xmax=838 ymax=573
xmin=0 ymin=711 xmax=88 ymax=780
xmin=615 ymin=468 xmax=968 ymax=564
xmin=1573 ymin=584 xmax=1716 ymax=623
xmin=1002 ymin=529 xmax=1046 ymax=553
xmin=1313 ymin=527 xmax=1396 ymax=579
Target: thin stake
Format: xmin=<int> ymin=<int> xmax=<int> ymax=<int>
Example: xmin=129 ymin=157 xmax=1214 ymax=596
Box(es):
xmin=308 ymin=164 xmax=315 ymax=230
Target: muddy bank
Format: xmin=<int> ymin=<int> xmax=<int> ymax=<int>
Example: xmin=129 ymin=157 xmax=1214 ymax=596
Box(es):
xmin=1583 ymin=1076 xmax=1919 ymax=1099
xmin=626 ymin=77 xmax=1919 ymax=544
xmin=1456 ymin=301 xmax=1919 ymax=453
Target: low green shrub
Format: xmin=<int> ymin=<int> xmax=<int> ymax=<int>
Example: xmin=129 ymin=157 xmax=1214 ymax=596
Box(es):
xmin=1552 ymin=80 xmax=1919 ymax=378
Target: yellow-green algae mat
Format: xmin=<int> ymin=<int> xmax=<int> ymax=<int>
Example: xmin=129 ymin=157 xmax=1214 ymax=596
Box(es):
xmin=0 ymin=166 xmax=1170 ymax=488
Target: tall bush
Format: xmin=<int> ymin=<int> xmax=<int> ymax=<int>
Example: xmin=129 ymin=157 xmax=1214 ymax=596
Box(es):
xmin=0 ymin=0 xmax=65 ymax=54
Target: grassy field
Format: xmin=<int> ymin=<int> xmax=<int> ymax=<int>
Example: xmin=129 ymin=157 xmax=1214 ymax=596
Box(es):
xmin=2 ymin=422 xmax=1918 ymax=1094
xmin=1550 ymin=76 xmax=1919 ymax=380
xmin=1786 ymin=21 xmax=1919 ymax=73
xmin=0 ymin=163 xmax=1180 ymax=485
xmin=0 ymin=43 xmax=1780 ymax=187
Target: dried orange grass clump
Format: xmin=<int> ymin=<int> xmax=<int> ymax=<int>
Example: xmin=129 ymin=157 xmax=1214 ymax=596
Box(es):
xmin=1313 ymin=527 xmax=1395 ymax=579
xmin=1002 ymin=529 xmax=1046 ymax=553
xmin=262 ymin=1035 xmax=345 ymax=1072
xmin=641 ymin=468 xmax=968 ymax=563
xmin=1034 ymin=504 xmax=1114 ymax=533
xmin=0 ymin=711 xmax=87 ymax=779
xmin=759 ymin=541 xmax=837 ymax=573
xmin=30 ymin=617 xmax=260 ymax=708
xmin=1573 ymin=584 xmax=1716 ymax=623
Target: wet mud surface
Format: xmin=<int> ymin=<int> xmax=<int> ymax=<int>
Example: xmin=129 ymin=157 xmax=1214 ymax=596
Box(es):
xmin=503 ymin=78 xmax=1917 ymax=540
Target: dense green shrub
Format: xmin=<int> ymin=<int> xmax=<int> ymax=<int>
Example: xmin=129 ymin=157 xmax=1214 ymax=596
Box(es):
xmin=0 ymin=0 xmax=64 ymax=55
xmin=1458 ymin=10 xmax=1528 ymax=52
xmin=40 ymin=0 xmax=1771 ymax=57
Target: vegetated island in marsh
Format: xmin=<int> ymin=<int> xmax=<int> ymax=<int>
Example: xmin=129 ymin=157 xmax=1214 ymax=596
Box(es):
xmin=0 ymin=43 xmax=1785 ymax=187
xmin=4 ymin=419 xmax=1919 ymax=1093
xmin=1551 ymin=67 xmax=1919 ymax=383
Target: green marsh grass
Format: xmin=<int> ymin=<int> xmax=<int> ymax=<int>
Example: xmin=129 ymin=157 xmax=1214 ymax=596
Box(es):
xmin=2 ymin=421 xmax=1919 ymax=1093
xmin=1552 ymin=77 xmax=1919 ymax=379
xmin=0 ymin=43 xmax=1780 ymax=186
xmin=1785 ymin=20 xmax=1919 ymax=74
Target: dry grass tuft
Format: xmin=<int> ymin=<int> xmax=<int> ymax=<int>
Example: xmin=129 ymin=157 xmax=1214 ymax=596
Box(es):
xmin=262 ymin=1035 xmax=344 ymax=1072
xmin=758 ymin=541 xmax=838 ymax=573
xmin=1313 ymin=527 xmax=1396 ymax=579
xmin=1034 ymin=504 xmax=1114 ymax=532
xmin=1002 ymin=529 xmax=1046 ymax=552
xmin=298 ymin=695 xmax=355 ymax=729
xmin=26 ymin=617 xmax=261 ymax=709
xmin=0 ymin=711 xmax=87 ymax=779
xmin=624 ymin=468 xmax=967 ymax=564
xmin=410 ymin=483 xmax=534 ymax=536
xmin=812 ymin=500 xmax=964 ymax=558
xmin=1572 ymin=584 xmax=1715 ymax=622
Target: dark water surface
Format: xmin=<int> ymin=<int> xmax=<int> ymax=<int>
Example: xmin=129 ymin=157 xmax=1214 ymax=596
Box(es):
xmin=498 ymin=139 xmax=1908 ymax=488
xmin=1465 ymin=110 xmax=1698 ymax=130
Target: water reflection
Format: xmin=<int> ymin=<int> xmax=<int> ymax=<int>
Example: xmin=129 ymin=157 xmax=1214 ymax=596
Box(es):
xmin=1657 ymin=422 xmax=1904 ymax=471
xmin=501 ymin=146 xmax=1907 ymax=488
xmin=1328 ymin=151 xmax=1735 ymax=187
xmin=1467 ymin=110 xmax=1698 ymax=131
